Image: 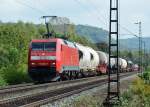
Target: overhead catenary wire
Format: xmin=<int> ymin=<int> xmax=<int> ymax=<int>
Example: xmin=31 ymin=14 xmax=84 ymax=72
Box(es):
xmin=72 ymin=0 xmax=108 ymax=29
xmin=23 ymin=0 xmax=56 ymax=16
xmin=119 ymin=25 xmax=138 ymax=37
xmin=14 ymin=0 xmax=48 ymax=15
xmin=72 ymin=0 xmax=141 ymax=54
xmin=14 ymin=0 xmax=58 ymax=25
xmin=76 ymin=0 xmax=139 ymax=39
xmin=15 ymin=0 xmax=140 ymax=40
xmin=74 ymin=0 xmax=142 ymax=54
xmin=87 ymin=0 xmax=109 ymax=27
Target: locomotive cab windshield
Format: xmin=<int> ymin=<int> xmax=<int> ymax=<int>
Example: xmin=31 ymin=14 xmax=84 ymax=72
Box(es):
xmin=31 ymin=42 xmax=56 ymax=51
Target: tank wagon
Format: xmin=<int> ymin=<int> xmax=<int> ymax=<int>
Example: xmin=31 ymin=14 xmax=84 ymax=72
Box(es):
xmin=96 ymin=51 xmax=108 ymax=74
xmin=75 ymin=43 xmax=91 ymax=72
xmin=132 ymin=64 xmax=139 ymax=71
xmin=85 ymin=46 xmax=99 ymax=75
xmin=118 ymin=58 xmax=128 ymax=72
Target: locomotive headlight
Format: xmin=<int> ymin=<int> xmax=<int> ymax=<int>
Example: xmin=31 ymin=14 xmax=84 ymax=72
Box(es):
xmin=51 ymin=62 xmax=56 ymax=66
xmin=31 ymin=62 xmax=36 ymax=65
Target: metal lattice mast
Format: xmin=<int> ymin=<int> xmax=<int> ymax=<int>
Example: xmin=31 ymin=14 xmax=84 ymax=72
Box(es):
xmin=135 ymin=21 xmax=142 ymax=73
xmin=139 ymin=22 xmax=142 ymax=73
xmin=104 ymin=0 xmax=120 ymax=106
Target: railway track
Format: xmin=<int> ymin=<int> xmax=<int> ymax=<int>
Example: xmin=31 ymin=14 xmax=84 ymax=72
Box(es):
xmin=0 ymin=72 xmax=137 ymax=107
xmin=0 ymin=83 xmax=33 ymax=91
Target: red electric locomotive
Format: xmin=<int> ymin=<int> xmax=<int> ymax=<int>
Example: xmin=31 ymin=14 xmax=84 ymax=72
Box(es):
xmin=28 ymin=38 xmax=79 ymax=82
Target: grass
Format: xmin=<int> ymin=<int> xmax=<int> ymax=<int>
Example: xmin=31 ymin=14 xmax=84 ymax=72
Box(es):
xmin=0 ymin=74 xmax=8 ymax=86
xmin=139 ymin=67 xmax=150 ymax=84
xmin=119 ymin=69 xmax=150 ymax=107
xmin=62 ymin=95 xmax=103 ymax=107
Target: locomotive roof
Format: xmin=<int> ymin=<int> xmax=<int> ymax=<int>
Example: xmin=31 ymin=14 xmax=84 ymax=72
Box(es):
xmin=31 ymin=38 xmax=61 ymax=42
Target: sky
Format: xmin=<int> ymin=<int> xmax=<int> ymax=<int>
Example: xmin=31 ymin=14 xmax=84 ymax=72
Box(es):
xmin=0 ymin=0 xmax=149 ymax=38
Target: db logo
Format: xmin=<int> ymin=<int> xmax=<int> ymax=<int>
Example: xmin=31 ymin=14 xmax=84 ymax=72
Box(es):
xmin=42 ymin=53 xmax=45 ymax=56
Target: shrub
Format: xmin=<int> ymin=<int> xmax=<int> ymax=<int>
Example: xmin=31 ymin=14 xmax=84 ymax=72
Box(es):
xmin=120 ymin=78 xmax=150 ymax=107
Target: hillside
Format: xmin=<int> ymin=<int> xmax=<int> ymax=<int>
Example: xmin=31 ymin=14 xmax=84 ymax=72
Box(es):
xmin=75 ymin=25 xmax=109 ymax=43
xmin=75 ymin=25 xmax=149 ymax=51
xmin=120 ymin=37 xmax=150 ymax=51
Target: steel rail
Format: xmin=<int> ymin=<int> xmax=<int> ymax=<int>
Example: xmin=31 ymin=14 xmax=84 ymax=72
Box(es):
xmin=0 ymin=83 xmax=33 ymax=91
xmin=0 ymin=75 xmax=108 ymax=101
xmin=0 ymin=72 xmax=136 ymax=107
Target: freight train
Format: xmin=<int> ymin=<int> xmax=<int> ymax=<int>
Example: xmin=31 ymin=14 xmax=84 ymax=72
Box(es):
xmin=28 ymin=38 xmax=138 ymax=82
